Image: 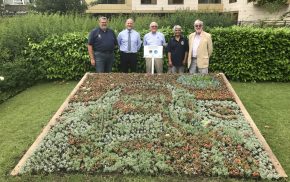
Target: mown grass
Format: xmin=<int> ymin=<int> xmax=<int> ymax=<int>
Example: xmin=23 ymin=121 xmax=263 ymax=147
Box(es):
xmin=231 ymin=82 xmax=290 ymax=178
xmin=0 ymin=81 xmax=289 ymax=181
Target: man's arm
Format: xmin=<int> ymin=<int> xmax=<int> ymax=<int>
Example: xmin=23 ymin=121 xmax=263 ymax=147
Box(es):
xmin=183 ymin=38 xmax=189 ymax=65
xmin=117 ymin=32 xmax=122 ymax=47
xmin=87 ymin=44 xmax=95 ymax=66
xmin=208 ymin=34 xmax=213 ymax=57
xmin=143 ymin=34 xmax=147 ymax=46
xmin=168 ymin=52 xmax=173 ymax=67
xmin=167 ymin=40 xmax=172 ymax=67
xmin=137 ymin=33 xmax=142 ymax=51
xmin=161 ymin=33 xmax=166 ymax=46
xmin=113 ymin=31 xmax=118 ymax=48
xmin=183 ymin=52 xmax=188 ymax=65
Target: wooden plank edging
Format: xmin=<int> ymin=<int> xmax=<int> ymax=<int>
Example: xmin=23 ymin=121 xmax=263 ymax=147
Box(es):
xmin=10 ymin=73 xmax=90 ymax=176
xmin=11 ymin=73 xmax=287 ymax=178
xmin=220 ymin=73 xmax=287 ymax=178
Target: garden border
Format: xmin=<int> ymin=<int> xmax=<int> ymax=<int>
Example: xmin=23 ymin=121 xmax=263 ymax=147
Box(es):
xmin=10 ymin=73 xmax=89 ymax=176
xmin=219 ymin=73 xmax=287 ymax=178
xmin=10 ymin=73 xmax=287 ymax=178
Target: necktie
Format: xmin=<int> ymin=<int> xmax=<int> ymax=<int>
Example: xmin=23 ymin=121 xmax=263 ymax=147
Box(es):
xmin=128 ymin=30 xmax=131 ymax=52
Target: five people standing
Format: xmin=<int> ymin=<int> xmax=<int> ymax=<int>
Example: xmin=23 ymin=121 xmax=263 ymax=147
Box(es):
xmin=87 ymin=18 xmax=213 ymax=74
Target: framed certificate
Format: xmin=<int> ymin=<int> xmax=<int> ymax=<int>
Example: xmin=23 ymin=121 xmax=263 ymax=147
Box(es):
xmin=143 ymin=46 xmax=163 ymax=58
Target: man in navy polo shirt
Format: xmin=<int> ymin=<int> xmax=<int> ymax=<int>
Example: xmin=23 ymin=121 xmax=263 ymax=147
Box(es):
xmin=167 ymin=25 xmax=189 ymax=73
xmin=87 ymin=16 xmax=117 ymax=73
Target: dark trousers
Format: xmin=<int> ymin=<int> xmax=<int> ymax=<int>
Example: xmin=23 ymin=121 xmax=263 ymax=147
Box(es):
xmin=94 ymin=51 xmax=114 ymax=73
xmin=120 ymin=51 xmax=137 ymax=73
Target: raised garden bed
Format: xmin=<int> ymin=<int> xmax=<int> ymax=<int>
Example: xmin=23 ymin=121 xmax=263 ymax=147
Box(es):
xmin=11 ymin=73 xmax=287 ymax=179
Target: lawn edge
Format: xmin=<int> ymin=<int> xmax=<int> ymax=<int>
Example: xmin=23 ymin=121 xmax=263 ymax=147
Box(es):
xmin=221 ymin=73 xmax=288 ymax=178
xmin=10 ymin=73 xmax=90 ymax=176
xmin=10 ymin=73 xmax=288 ymax=179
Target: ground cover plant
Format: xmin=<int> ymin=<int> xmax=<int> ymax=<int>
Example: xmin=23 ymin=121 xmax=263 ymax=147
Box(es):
xmin=16 ymin=74 xmax=281 ymax=180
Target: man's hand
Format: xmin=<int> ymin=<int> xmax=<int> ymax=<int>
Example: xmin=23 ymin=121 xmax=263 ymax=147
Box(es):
xmin=90 ymin=58 xmax=95 ymax=66
xmin=182 ymin=60 xmax=186 ymax=65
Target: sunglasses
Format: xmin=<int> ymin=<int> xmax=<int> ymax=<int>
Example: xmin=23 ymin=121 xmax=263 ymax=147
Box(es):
xmin=195 ymin=24 xmax=202 ymax=28
xmin=151 ymin=26 xmax=158 ymax=28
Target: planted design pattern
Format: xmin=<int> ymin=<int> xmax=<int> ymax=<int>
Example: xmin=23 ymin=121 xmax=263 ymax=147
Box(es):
xmin=20 ymin=74 xmax=279 ymax=179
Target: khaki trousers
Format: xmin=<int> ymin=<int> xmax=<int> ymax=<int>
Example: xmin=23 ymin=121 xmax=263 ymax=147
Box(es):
xmin=145 ymin=58 xmax=163 ymax=74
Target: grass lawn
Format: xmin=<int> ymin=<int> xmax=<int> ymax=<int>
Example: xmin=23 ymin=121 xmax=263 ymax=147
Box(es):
xmin=0 ymin=81 xmax=289 ymax=181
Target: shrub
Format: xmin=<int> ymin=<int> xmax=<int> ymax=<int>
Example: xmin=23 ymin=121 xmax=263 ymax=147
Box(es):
xmin=24 ymin=27 xmax=174 ymax=80
xmin=0 ymin=58 xmax=37 ymax=103
xmin=25 ymin=26 xmax=290 ymax=82
xmin=25 ymin=32 xmax=93 ymax=80
xmin=0 ymin=13 xmax=97 ymax=63
xmin=209 ymin=26 xmax=290 ymax=81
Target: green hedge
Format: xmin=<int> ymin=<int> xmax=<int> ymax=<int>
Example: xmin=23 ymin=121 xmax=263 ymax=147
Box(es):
xmin=25 ymin=27 xmax=290 ymax=82
xmin=25 ymin=28 xmax=173 ymax=80
xmin=0 ymin=58 xmax=37 ymax=103
xmin=209 ymin=26 xmax=290 ymax=81
xmin=1 ymin=25 xmax=289 ymax=103
xmin=25 ymin=33 xmax=93 ymax=80
xmin=0 ymin=12 xmax=235 ymax=103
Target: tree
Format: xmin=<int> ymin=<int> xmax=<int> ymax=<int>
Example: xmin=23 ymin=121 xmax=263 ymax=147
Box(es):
xmin=33 ymin=0 xmax=87 ymax=14
xmin=249 ymin=0 xmax=288 ymax=12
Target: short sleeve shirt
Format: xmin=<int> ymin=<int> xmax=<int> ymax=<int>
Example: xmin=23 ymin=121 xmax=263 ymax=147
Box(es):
xmin=167 ymin=36 xmax=189 ymax=66
xmin=88 ymin=28 xmax=117 ymax=52
xmin=143 ymin=32 xmax=166 ymax=46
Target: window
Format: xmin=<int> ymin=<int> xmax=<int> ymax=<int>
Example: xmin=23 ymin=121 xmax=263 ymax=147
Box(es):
xmin=168 ymin=0 xmax=184 ymax=4
xmin=198 ymin=0 xmax=221 ymax=4
xmin=229 ymin=0 xmax=237 ymax=3
xmin=141 ymin=0 xmax=157 ymax=4
xmin=97 ymin=0 xmax=125 ymax=4
xmin=13 ymin=0 xmax=24 ymax=5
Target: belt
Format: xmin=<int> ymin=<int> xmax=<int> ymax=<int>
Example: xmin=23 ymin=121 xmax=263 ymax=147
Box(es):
xmin=95 ymin=51 xmax=113 ymax=54
xmin=121 ymin=51 xmax=136 ymax=54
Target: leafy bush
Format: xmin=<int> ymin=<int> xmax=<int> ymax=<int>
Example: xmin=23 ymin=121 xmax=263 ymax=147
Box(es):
xmin=25 ymin=26 xmax=290 ymax=81
xmin=0 ymin=12 xmax=235 ymax=64
xmin=248 ymin=0 xmax=287 ymax=12
xmin=0 ymin=58 xmax=37 ymax=103
xmin=210 ymin=26 xmax=290 ymax=81
xmin=25 ymin=32 xmax=93 ymax=80
xmin=0 ymin=13 xmax=96 ymax=63
xmin=0 ymin=12 xmax=236 ymax=101
xmin=25 ymin=28 xmax=173 ymax=80
xmin=32 ymin=0 xmax=88 ymax=14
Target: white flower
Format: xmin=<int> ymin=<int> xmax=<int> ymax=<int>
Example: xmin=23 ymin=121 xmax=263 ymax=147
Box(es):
xmin=0 ymin=76 xmax=4 ymax=81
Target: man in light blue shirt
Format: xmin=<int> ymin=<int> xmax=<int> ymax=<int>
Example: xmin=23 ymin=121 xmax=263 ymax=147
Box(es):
xmin=117 ymin=18 xmax=142 ymax=73
xmin=143 ymin=22 xmax=166 ymax=74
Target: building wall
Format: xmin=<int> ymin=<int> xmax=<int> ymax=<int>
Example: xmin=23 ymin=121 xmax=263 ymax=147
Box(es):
xmin=86 ymin=0 xmax=132 ymax=13
xmin=3 ymin=0 xmax=14 ymax=4
xmin=132 ymin=0 xmax=196 ymax=12
xmin=85 ymin=0 xmax=290 ymax=21
xmin=4 ymin=0 xmax=30 ymax=5
xmin=223 ymin=0 xmax=290 ymax=21
xmin=86 ymin=0 xmax=223 ymax=13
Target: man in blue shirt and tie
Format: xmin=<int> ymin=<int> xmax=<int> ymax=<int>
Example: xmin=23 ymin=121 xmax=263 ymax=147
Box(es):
xmin=143 ymin=22 xmax=166 ymax=74
xmin=117 ymin=18 xmax=142 ymax=73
